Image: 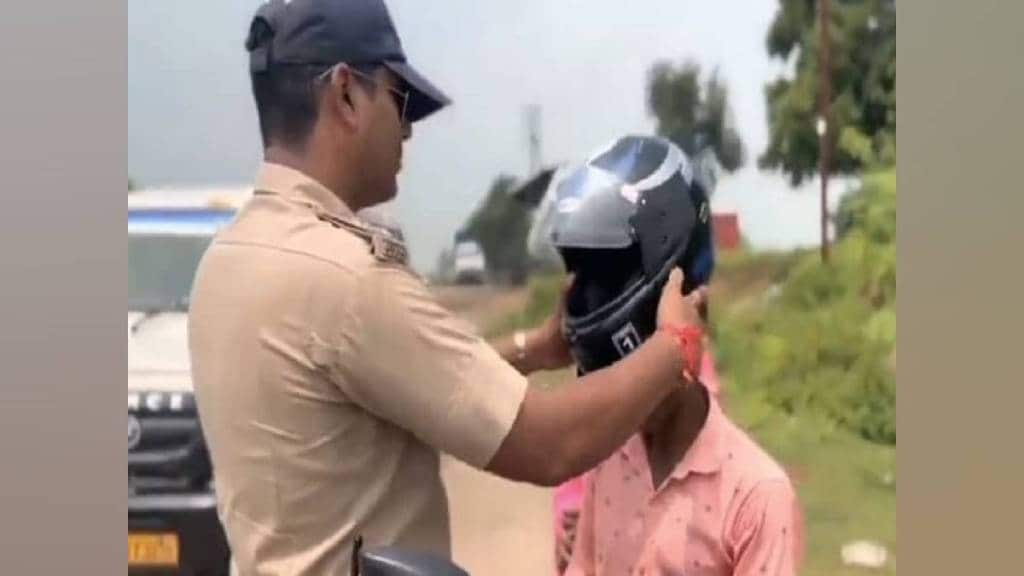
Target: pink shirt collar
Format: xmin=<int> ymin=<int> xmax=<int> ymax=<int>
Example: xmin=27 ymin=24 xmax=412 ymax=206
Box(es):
xmin=621 ymin=387 xmax=726 ymax=483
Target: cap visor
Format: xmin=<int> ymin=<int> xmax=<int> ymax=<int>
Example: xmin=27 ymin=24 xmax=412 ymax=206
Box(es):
xmin=384 ymin=61 xmax=452 ymax=123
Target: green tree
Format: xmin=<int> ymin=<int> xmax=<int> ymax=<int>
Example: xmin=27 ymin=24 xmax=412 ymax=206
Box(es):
xmin=760 ymin=0 xmax=895 ymax=185
xmin=646 ymin=60 xmax=745 ymax=172
xmin=462 ymin=175 xmax=532 ymax=284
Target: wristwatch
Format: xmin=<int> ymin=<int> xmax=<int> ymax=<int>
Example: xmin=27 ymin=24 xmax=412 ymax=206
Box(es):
xmin=513 ymin=330 xmax=528 ymax=362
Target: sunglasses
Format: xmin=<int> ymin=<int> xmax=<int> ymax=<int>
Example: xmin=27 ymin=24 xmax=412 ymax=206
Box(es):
xmin=317 ymin=64 xmax=410 ymax=124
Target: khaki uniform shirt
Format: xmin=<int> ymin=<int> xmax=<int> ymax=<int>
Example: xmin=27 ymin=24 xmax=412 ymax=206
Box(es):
xmin=188 ymin=163 xmax=529 ymax=575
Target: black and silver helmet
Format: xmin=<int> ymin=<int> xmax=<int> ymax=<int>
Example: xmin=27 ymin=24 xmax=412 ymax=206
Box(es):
xmin=545 ymin=135 xmax=717 ymax=374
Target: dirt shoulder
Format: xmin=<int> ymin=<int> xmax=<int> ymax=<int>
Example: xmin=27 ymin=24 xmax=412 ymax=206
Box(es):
xmin=432 ymin=284 xmax=555 ymax=576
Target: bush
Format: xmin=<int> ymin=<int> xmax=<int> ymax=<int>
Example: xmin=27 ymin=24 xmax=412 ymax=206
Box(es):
xmin=717 ymin=169 xmax=896 ymax=444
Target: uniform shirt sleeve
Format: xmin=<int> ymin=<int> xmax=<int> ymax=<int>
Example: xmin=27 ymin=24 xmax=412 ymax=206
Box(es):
xmin=727 ymin=479 xmax=804 ymax=576
xmin=563 ymin=473 xmax=597 ymax=576
xmin=319 ymin=263 xmax=529 ymax=469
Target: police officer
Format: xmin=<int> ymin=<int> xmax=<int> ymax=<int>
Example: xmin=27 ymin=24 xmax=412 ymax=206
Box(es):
xmin=187 ymin=1 xmax=706 ymax=574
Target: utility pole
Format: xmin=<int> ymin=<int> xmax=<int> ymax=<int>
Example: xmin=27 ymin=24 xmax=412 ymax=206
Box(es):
xmin=525 ymin=104 xmax=542 ymax=175
xmin=818 ymin=0 xmax=833 ymax=263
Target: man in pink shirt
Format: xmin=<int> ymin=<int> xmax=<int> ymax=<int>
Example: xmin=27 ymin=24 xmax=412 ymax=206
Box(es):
xmin=555 ymin=340 xmax=723 ymax=574
xmin=557 ymin=316 xmax=803 ymax=575
xmin=543 ymin=136 xmax=803 ymax=575
xmin=563 ymin=375 xmax=803 ymax=576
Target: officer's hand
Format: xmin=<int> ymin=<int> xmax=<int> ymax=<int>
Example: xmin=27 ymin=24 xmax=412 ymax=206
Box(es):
xmin=656 ymin=268 xmax=707 ymax=331
xmin=530 ymin=274 xmax=575 ymax=371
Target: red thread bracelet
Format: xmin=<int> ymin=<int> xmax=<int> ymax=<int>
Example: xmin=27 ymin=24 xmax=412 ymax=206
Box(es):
xmin=660 ymin=324 xmax=704 ymax=383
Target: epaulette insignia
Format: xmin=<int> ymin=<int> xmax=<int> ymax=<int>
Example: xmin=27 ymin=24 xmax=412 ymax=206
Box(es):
xmin=316 ymin=211 xmax=408 ymax=267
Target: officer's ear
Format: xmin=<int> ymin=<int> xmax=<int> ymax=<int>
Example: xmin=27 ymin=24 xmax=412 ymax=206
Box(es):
xmin=321 ymin=65 xmax=362 ymax=132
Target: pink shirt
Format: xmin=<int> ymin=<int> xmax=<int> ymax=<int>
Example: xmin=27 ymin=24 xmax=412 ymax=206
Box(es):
xmin=564 ymin=395 xmax=803 ymax=576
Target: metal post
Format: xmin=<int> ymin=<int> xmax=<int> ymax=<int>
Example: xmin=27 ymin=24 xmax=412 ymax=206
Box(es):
xmin=818 ymin=0 xmax=833 ymax=262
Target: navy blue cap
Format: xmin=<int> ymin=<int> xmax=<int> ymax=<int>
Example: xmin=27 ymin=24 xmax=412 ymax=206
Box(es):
xmin=245 ymin=0 xmax=451 ymax=123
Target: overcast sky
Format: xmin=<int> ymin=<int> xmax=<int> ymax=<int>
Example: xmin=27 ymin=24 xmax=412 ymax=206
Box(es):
xmin=128 ymin=0 xmax=854 ymax=272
